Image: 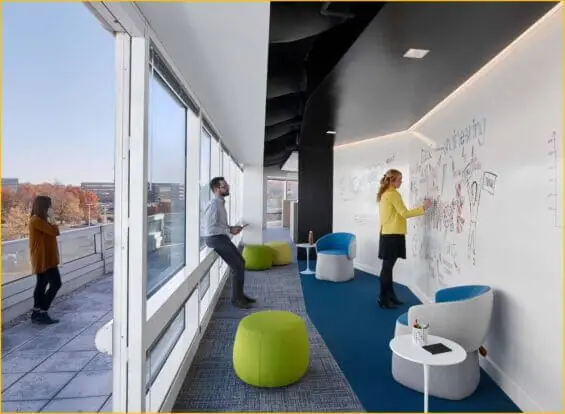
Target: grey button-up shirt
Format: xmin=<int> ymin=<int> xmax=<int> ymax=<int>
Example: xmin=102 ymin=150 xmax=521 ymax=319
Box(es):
xmin=203 ymin=196 xmax=229 ymax=237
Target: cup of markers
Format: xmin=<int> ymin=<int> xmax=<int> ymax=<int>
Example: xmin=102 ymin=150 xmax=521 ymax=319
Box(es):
xmin=412 ymin=319 xmax=429 ymax=346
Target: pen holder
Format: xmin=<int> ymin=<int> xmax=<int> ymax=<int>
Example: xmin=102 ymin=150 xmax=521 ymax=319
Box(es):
xmin=412 ymin=326 xmax=429 ymax=346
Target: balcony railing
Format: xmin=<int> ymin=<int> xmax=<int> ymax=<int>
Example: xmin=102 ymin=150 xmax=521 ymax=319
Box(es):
xmin=2 ymin=223 xmax=115 ymax=322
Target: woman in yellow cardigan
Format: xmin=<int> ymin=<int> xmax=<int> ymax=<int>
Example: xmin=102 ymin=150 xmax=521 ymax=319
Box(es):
xmin=377 ymin=169 xmax=432 ymax=309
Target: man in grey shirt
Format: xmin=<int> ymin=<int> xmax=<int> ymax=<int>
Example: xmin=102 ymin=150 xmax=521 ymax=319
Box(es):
xmin=204 ymin=177 xmax=255 ymax=309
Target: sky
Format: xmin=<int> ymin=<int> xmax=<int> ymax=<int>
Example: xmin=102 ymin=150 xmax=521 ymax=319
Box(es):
xmin=3 ymin=2 xmax=189 ymax=187
xmin=2 ymin=2 xmax=115 ymax=185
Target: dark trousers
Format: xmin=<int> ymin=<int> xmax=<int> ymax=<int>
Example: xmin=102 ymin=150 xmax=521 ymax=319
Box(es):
xmin=34 ymin=267 xmax=62 ymax=311
xmin=206 ymin=235 xmax=245 ymax=301
xmin=379 ymin=258 xmax=398 ymax=300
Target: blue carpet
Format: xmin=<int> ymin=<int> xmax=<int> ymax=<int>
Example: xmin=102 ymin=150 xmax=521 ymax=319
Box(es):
xmin=299 ymin=263 xmax=520 ymax=413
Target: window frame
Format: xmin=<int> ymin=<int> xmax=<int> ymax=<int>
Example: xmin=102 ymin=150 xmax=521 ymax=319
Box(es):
xmin=108 ymin=5 xmax=247 ymax=410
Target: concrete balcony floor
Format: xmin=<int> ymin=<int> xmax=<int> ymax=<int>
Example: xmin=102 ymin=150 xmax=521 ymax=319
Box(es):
xmin=2 ymin=275 xmax=113 ymax=412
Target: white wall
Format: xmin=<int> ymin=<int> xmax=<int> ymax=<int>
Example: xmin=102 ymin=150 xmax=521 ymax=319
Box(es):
xmin=243 ymin=165 xmax=264 ymax=244
xmin=333 ymin=7 xmax=563 ymax=412
xmin=333 ymin=132 xmax=426 ymax=287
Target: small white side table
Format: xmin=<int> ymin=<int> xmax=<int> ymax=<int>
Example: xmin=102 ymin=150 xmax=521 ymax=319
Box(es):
xmin=296 ymin=243 xmax=316 ymax=275
xmin=389 ymin=334 xmax=466 ymax=413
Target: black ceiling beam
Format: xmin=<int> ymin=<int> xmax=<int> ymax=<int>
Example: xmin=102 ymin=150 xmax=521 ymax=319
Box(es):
xmin=265 ymin=118 xmax=302 ymax=142
xmin=263 ymin=2 xmax=386 ymax=166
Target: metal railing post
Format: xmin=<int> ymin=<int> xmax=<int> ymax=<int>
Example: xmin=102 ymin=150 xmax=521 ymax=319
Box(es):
xmin=99 ymin=225 xmax=109 ymax=274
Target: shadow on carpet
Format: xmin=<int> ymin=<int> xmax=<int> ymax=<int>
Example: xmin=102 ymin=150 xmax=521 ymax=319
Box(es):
xmin=299 ymin=263 xmax=520 ymax=413
xmin=173 ymin=264 xmax=364 ymax=412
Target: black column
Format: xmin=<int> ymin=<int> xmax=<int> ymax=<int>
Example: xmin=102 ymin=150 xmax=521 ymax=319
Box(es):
xmin=297 ymin=144 xmax=333 ymax=259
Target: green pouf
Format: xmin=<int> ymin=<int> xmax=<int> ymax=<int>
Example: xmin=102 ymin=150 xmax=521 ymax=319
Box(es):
xmin=265 ymin=241 xmax=293 ymax=266
xmin=242 ymin=244 xmax=273 ymax=270
xmin=233 ymin=310 xmax=310 ymax=387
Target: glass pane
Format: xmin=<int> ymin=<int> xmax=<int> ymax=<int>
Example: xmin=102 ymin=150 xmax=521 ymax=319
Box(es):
xmin=199 ymin=271 xmax=210 ymax=300
xmin=199 ymin=129 xmax=211 ymax=251
xmin=59 ymin=234 xmax=96 ymax=263
xmin=2 ymin=240 xmax=32 ymax=284
xmin=210 ymin=139 xmax=220 ymax=182
xmin=146 ymin=70 xmax=187 ymax=298
xmin=286 ymin=181 xmax=299 ymax=201
xmin=266 ymin=180 xmax=284 ymax=224
xmin=146 ymin=307 xmax=185 ymax=387
xmin=223 ymin=152 xmax=231 ymax=223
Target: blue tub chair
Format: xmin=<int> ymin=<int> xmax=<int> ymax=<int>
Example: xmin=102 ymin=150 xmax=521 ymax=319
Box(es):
xmin=315 ymin=232 xmax=356 ymax=282
xmin=392 ymin=285 xmax=494 ymax=400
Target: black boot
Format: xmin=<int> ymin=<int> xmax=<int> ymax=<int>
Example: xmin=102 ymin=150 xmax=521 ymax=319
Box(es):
xmin=390 ymin=295 xmax=404 ymax=305
xmin=31 ymin=310 xmax=40 ymax=322
xmin=33 ymin=311 xmax=59 ymax=324
xmin=377 ymin=298 xmax=397 ymax=309
xmin=231 ymin=299 xmax=251 ymax=309
xmin=244 ymin=295 xmax=256 ymax=304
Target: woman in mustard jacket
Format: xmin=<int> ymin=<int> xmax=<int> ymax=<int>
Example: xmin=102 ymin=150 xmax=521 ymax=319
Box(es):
xmin=29 ymin=196 xmax=61 ymax=324
xmin=377 ymin=169 xmax=431 ymax=309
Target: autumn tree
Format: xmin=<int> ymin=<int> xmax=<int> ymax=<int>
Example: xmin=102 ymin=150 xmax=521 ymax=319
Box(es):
xmin=2 ymin=188 xmax=16 ymax=223
xmin=2 ymin=182 xmax=107 ymax=240
xmin=3 ymin=204 xmax=31 ymax=241
xmin=53 ymin=191 xmax=82 ymax=224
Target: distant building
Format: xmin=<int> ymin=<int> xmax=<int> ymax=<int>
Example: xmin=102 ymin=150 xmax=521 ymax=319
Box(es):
xmin=148 ymin=183 xmax=185 ymax=203
xmin=81 ymin=181 xmax=185 ymax=207
xmin=81 ymin=182 xmax=115 ymax=204
xmin=2 ymin=178 xmax=19 ymax=191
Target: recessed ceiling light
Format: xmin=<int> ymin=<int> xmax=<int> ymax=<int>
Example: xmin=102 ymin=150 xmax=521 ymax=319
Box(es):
xmin=403 ymin=48 xmax=430 ymax=59
xmin=326 ymin=130 xmax=337 ymax=135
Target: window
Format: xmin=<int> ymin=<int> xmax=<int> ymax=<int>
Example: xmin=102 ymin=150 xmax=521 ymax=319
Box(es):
xmin=146 ymin=67 xmax=187 ymax=298
xmin=199 ymin=271 xmax=210 ymax=300
xmin=266 ymin=179 xmax=285 ymax=223
xmin=286 ymin=180 xmax=298 ymax=201
xmin=229 ymin=160 xmax=237 ymax=222
xmin=199 ymin=128 xmax=211 ymax=250
xmin=146 ymin=306 xmax=185 ymax=387
xmin=210 ymin=138 xmax=221 ymax=183
xmin=223 ymin=151 xmax=231 ymax=224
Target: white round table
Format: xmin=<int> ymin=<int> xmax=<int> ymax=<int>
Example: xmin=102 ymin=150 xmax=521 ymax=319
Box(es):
xmin=389 ymin=334 xmax=466 ymax=412
xmin=296 ymin=243 xmax=316 ymax=275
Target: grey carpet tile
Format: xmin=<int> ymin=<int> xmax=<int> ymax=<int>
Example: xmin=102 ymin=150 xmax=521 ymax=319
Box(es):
xmin=173 ymin=263 xmax=364 ymax=412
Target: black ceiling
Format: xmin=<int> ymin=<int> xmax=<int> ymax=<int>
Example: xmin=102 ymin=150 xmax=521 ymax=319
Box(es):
xmin=263 ymin=2 xmax=384 ymax=167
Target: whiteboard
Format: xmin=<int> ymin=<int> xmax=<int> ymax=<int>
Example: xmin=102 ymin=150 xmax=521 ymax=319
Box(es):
xmin=333 ymin=135 xmax=420 ymax=277
xmin=409 ymin=112 xmax=563 ymax=298
xmin=334 ymin=8 xmax=563 ymax=410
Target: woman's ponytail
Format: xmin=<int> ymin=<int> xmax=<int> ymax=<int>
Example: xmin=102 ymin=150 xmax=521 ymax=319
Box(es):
xmin=376 ymin=169 xmax=401 ymax=202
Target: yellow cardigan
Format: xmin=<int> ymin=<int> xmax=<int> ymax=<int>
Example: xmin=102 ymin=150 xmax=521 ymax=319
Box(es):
xmin=379 ymin=188 xmax=425 ymax=235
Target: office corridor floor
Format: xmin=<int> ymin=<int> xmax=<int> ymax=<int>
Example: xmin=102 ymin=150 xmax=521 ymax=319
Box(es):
xmin=174 ymin=227 xmax=520 ymax=413
xmin=172 ymin=260 xmax=363 ymax=412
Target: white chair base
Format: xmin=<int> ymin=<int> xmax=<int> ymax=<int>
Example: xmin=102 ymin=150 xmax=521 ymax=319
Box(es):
xmin=392 ymin=320 xmax=481 ymax=400
xmin=315 ymin=253 xmax=354 ymax=282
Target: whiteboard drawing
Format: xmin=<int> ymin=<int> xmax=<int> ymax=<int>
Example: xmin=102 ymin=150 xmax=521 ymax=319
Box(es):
xmin=410 ymin=117 xmax=495 ymax=283
xmin=547 ymin=130 xmax=563 ymax=228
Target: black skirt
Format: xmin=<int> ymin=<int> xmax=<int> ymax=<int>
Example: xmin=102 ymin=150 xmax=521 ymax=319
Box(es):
xmin=378 ymin=234 xmax=406 ymax=260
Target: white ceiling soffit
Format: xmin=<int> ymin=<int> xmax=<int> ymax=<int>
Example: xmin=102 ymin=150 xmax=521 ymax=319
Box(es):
xmin=136 ymin=2 xmax=270 ymax=166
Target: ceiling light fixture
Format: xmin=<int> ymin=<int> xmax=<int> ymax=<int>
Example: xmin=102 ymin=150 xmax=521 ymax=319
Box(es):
xmin=403 ymin=48 xmax=430 ymax=59
xmin=326 ymin=130 xmax=337 ymax=135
